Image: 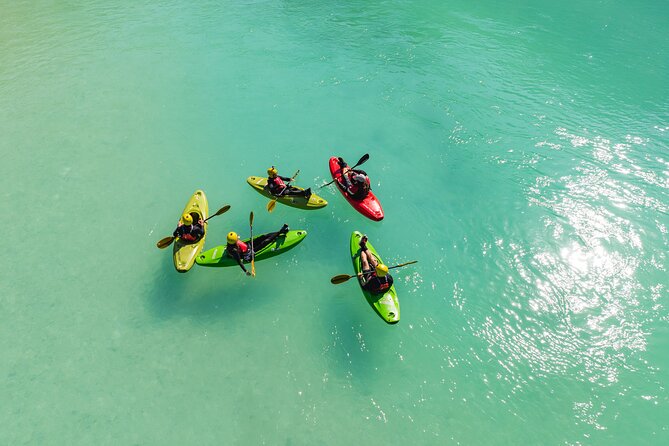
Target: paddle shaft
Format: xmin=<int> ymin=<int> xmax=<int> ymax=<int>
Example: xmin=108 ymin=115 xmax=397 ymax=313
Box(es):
xmin=267 ymin=170 xmax=300 ymax=212
xmin=203 ymin=205 xmax=230 ymax=223
xmin=330 ymin=260 xmax=417 ymax=284
xmin=274 ymin=169 xmax=301 ymax=197
xmin=249 ymin=211 xmax=255 ymax=276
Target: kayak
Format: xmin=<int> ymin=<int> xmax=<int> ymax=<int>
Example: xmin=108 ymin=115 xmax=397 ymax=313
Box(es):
xmin=328 ymin=157 xmax=384 ymax=221
xmin=350 ymin=231 xmax=399 ymax=324
xmin=196 ymin=230 xmax=307 ymax=267
xmin=173 ymin=190 xmax=209 ymax=273
xmin=246 ymin=176 xmax=328 ymax=210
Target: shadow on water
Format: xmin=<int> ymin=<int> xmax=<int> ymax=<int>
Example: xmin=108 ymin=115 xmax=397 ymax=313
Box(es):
xmin=146 ymin=254 xmax=271 ymax=323
xmin=320 ymin=278 xmax=398 ymax=393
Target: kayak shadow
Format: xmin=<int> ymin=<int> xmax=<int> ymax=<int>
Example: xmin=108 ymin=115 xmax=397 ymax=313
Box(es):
xmin=146 ymin=261 xmax=268 ymax=322
xmin=322 ymin=284 xmax=397 ymax=392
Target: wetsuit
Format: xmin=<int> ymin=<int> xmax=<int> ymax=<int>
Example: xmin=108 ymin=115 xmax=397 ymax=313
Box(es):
xmin=226 ymin=225 xmax=290 ymax=273
xmin=361 ymin=272 xmax=394 ymax=295
xmin=267 ymin=176 xmax=310 ymax=197
xmin=345 ymin=173 xmax=370 ymax=200
xmin=226 ymin=240 xmax=251 ymax=274
xmin=337 ymin=158 xmax=370 ymax=200
xmin=173 ymin=223 xmax=204 ymax=243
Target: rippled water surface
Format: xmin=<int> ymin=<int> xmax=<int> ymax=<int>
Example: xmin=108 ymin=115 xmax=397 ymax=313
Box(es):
xmin=1 ymin=1 xmax=668 ymax=444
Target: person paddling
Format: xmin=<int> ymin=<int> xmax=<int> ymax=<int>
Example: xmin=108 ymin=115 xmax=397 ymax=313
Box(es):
xmin=358 ymin=234 xmax=394 ymax=294
xmin=225 ymin=224 xmax=291 ymax=275
xmin=337 ymin=157 xmax=370 ymax=200
xmin=267 ymin=167 xmax=311 ymax=198
xmin=173 ymin=213 xmax=204 ymax=243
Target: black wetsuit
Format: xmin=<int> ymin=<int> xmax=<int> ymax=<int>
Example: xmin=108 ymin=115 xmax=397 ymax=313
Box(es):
xmin=362 ymin=273 xmax=393 ymax=294
xmin=173 ymin=223 xmax=204 ymax=243
xmin=226 ymin=243 xmax=251 ymax=274
xmin=339 ymin=168 xmax=370 ymax=200
xmin=267 ymin=176 xmax=308 ymax=197
xmin=226 ymin=226 xmax=289 ymax=273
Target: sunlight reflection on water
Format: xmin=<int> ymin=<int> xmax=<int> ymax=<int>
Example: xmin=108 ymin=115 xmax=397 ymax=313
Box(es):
xmin=471 ymin=126 xmax=666 ymax=394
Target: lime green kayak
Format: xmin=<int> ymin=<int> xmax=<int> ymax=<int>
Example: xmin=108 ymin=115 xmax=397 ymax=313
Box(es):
xmin=350 ymin=231 xmax=400 ymax=324
xmin=246 ymin=176 xmax=327 ymax=210
xmin=173 ymin=190 xmax=209 ymax=273
xmin=196 ymin=230 xmax=307 ymax=267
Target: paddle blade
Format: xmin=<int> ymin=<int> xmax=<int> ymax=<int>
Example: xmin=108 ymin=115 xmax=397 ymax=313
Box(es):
xmin=352 ymin=153 xmax=369 ymax=168
xmin=203 ymin=204 xmax=231 ymax=223
xmin=213 ymin=204 xmax=231 ymax=217
xmin=156 ymin=236 xmax=175 ymax=249
xmin=330 ymin=274 xmax=353 ymax=284
xmin=267 ymin=199 xmax=277 ymax=213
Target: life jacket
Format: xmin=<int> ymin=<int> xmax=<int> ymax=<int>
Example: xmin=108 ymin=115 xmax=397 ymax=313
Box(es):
xmin=269 ymin=176 xmax=286 ymax=193
xmin=227 ymin=239 xmax=249 ymax=261
xmin=349 ymin=175 xmax=370 ymax=200
xmin=373 ymin=275 xmax=391 ymax=293
xmin=236 ymin=240 xmax=249 ymax=253
xmin=180 ymin=224 xmax=201 ymax=242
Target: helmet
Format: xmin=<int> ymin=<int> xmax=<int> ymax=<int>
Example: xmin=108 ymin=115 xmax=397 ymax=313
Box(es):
xmin=227 ymin=231 xmax=238 ymax=244
xmin=375 ymin=264 xmax=389 ymax=277
xmin=181 ymin=213 xmax=193 ymax=225
xmin=267 ymin=167 xmax=278 ymax=178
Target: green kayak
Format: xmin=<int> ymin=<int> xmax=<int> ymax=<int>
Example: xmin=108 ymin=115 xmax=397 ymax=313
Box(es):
xmin=350 ymin=231 xmax=400 ymax=324
xmin=196 ymin=230 xmax=307 ymax=267
xmin=246 ymin=176 xmax=328 ymax=210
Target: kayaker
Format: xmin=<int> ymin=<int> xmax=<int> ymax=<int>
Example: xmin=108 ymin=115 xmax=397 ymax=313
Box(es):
xmin=173 ymin=213 xmax=204 ymax=243
xmin=225 ymin=224 xmax=291 ymax=275
xmin=267 ymin=167 xmax=312 ymax=199
xmin=337 ymin=157 xmax=370 ymax=200
xmin=358 ymin=235 xmax=394 ymax=294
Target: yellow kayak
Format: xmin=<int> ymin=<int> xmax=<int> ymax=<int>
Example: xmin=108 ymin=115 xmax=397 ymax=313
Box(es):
xmin=173 ymin=190 xmax=209 ymax=272
xmin=246 ymin=176 xmax=327 ymax=210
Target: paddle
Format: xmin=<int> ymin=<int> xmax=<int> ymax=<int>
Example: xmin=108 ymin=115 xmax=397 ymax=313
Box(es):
xmin=249 ymin=211 xmax=256 ymax=277
xmin=319 ymin=153 xmax=370 ymax=189
xmin=267 ymin=169 xmax=300 ymax=213
xmin=330 ymin=260 xmax=418 ymax=284
xmin=156 ymin=205 xmax=231 ymax=249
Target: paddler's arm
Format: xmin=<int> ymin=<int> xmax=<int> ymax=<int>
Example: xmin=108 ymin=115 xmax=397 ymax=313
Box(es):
xmin=192 ymin=225 xmax=204 ymax=239
xmin=228 ymin=248 xmax=251 ymax=276
xmin=235 ymin=255 xmax=250 ymax=276
xmin=358 ymin=269 xmax=373 ymax=285
xmin=172 ymin=221 xmax=183 ymax=237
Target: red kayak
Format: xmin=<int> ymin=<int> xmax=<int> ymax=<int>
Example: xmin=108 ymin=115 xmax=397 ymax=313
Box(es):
xmin=328 ymin=156 xmax=384 ymax=221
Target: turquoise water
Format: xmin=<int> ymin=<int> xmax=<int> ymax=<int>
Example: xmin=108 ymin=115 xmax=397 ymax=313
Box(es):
xmin=1 ymin=1 xmax=668 ymax=444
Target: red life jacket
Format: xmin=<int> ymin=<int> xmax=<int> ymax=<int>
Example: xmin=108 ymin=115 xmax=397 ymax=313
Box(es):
xmin=348 ymin=174 xmax=370 ymax=199
xmin=376 ymin=276 xmax=391 ymax=292
xmin=180 ymin=225 xmax=199 ymax=242
xmin=236 ymin=240 xmax=249 ymax=253
xmin=270 ymin=176 xmax=286 ymax=192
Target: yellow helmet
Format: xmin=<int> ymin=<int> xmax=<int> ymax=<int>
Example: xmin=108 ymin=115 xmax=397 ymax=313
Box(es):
xmin=227 ymin=231 xmax=238 ymax=244
xmin=267 ymin=166 xmax=278 ymax=178
xmin=181 ymin=213 xmax=193 ymax=225
xmin=375 ymin=263 xmax=389 ymax=277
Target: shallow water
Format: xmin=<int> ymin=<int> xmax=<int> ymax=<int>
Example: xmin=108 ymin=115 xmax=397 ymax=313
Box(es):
xmin=1 ymin=1 xmax=668 ymax=444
